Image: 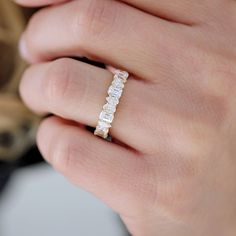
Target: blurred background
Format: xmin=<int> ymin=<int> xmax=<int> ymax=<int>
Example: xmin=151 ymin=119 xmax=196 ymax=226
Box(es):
xmin=0 ymin=1 xmax=129 ymax=235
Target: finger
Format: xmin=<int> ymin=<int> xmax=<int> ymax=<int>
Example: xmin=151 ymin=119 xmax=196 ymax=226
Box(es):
xmin=20 ymin=58 xmax=152 ymax=152
xmin=20 ymin=0 xmax=188 ymax=82
xmin=15 ymin=0 xmax=69 ymax=7
xmin=37 ymin=116 xmax=150 ymax=214
xmin=121 ymin=0 xmax=227 ymax=25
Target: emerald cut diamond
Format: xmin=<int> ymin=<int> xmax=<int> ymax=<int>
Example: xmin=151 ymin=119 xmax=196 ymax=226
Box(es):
xmin=99 ymin=111 xmax=114 ymax=123
xmin=115 ymin=70 xmax=129 ymax=82
xmin=106 ymin=96 xmax=119 ymax=106
xmin=108 ymin=86 xmax=122 ymax=98
xmin=97 ymin=121 xmax=111 ymax=133
xmin=103 ymin=103 xmax=116 ymax=114
xmin=112 ymin=77 xmax=124 ymax=89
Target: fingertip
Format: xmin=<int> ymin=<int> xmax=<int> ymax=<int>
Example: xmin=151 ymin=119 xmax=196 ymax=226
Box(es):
xmin=36 ymin=116 xmax=78 ymax=162
xmin=19 ymin=34 xmax=31 ymax=62
xmin=36 ymin=116 xmax=56 ymax=159
xmin=14 ymin=0 xmax=69 ymax=7
xmin=19 ymin=33 xmax=43 ymax=64
xmin=13 ymin=0 xmax=37 ymax=7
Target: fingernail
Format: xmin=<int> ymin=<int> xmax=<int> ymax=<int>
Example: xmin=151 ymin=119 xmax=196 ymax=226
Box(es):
xmin=19 ymin=34 xmax=29 ymax=60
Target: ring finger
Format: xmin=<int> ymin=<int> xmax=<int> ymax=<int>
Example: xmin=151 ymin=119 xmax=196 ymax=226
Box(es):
xmin=20 ymin=58 xmax=151 ymax=152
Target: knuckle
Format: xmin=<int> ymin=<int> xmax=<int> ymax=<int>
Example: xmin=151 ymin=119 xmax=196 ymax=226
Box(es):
xmin=43 ymin=58 xmax=73 ymax=105
xmin=73 ymin=0 xmax=119 ymax=43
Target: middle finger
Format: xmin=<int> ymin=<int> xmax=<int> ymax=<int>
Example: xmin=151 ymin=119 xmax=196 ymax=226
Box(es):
xmin=21 ymin=0 xmax=188 ymax=82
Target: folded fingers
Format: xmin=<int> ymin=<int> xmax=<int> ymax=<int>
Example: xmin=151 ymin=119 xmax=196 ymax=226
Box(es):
xmin=15 ymin=0 xmax=229 ymax=25
xmin=19 ymin=0 xmax=188 ymax=83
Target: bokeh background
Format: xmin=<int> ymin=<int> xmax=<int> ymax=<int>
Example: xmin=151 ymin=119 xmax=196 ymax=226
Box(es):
xmin=0 ymin=1 xmax=129 ymax=235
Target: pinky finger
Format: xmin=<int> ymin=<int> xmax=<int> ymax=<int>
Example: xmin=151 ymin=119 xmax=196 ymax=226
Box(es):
xmin=37 ymin=116 xmax=149 ymax=214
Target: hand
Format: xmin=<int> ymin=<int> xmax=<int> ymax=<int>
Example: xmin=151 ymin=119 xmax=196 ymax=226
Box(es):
xmin=16 ymin=0 xmax=236 ymax=235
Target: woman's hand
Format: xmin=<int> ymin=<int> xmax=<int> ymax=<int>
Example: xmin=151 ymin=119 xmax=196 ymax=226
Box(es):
xmin=16 ymin=0 xmax=236 ymax=235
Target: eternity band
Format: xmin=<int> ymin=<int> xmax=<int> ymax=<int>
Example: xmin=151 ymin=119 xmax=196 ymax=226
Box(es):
xmin=94 ymin=70 xmax=129 ymax=139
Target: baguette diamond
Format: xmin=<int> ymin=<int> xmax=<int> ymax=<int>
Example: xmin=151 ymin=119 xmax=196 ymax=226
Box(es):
xmin=94 ymin=70 xmax=129 ymax=139
xmin=96 ymin=121 xmax=111 ymax=136
xmin=98 ymin=121 xmax=111 ymax=129
xmin=112 ymin=77 xmax=124 ymax=89
xmin=99 ymin=111 xmax=114 ymax=123
xmin=108 ymin=86 xmax=123 ymax=98
xmin=106 ymin=96 xmax=119 ymax=106
xmin=115 ymin=70 xmax=129 ymax=82
xmin=103 ymin=103 xmax=116 ymax=114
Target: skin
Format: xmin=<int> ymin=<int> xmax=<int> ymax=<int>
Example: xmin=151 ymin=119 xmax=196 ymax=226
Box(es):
xmin=15 ymin=0 xmax=236 ymax=235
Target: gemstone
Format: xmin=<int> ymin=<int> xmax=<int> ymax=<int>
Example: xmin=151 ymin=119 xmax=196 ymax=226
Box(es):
xmin=106 ymin=96 xmax=119 ymax=106
xmin=94 ymin=128 xmax=108 ymax=139
xmin=112 ymin=77 xmax=124 ymax=89
xmin=99 ymin=111 xmax=114 ymax=123
xmin=103 ymin=103 xmax=116 ymax=114
xmin=115 ymin=70 xmax=129 ymax=82
xmin=108 ymin=86 xmax=122 ymax=98
xmin=96 ymin=120 xmax=111 ymax=136
xmin=98 ymin=120 xmax=111 ymax=129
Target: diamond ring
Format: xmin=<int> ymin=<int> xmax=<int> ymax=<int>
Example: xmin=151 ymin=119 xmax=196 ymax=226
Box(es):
xmin=94 ymin=70 xmax=129 ymax=139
